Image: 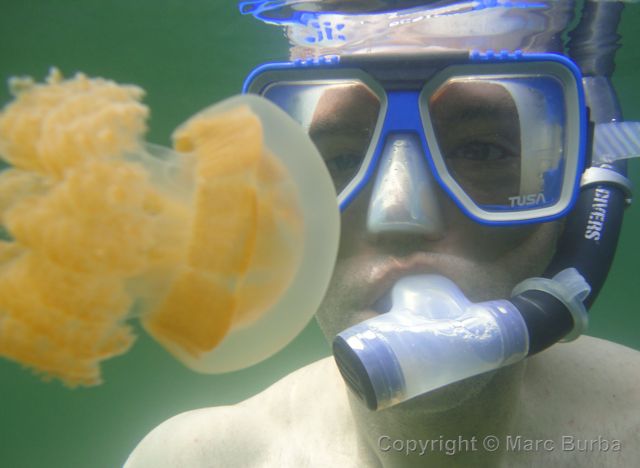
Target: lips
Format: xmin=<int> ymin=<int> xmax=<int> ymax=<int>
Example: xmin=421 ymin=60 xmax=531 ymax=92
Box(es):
xmin=330 ymin=249 xmax=506 ymax=337
xmin=363 ymin=252 xmax=454 ymax=314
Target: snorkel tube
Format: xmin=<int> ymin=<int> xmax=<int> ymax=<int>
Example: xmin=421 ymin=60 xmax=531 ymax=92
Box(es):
xmin=519 ymin=0 xmax=630 ymax=353
xmin=332 ymin=0 xmax=635 ymax=410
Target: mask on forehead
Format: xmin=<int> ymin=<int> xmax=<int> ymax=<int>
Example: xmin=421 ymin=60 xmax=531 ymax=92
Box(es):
xmin=240 ymin=0 xmax=575 ymax=58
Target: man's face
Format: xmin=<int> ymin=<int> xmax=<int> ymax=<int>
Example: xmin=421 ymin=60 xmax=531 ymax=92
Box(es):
xmin=310 ymin=78 xmax=563 ymax=340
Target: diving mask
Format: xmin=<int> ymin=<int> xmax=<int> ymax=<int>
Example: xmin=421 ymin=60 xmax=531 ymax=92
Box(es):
xmin=244 ymin=51 xmax=586 ymax=224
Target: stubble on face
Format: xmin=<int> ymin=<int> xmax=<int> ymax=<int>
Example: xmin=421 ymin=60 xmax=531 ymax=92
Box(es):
xmin=316 ymin=188 xmax=562 ymax=340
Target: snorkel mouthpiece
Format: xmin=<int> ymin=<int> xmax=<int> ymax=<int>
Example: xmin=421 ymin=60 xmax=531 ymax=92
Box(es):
xmin=333 ymin=275 xmax=530 ymax=411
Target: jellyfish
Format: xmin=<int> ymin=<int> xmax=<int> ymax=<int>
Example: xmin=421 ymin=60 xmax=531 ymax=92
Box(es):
xmin=0 ymin=69 xmax=339 ymax=386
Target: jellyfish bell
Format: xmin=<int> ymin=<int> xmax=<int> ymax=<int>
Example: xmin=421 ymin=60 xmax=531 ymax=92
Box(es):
xmin=138 ymin=95 xmax=340 ymax=373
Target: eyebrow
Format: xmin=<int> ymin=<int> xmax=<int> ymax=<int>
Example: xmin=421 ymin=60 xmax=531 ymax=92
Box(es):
xmin=432 ymin=98 xmax=517 ymax=126
xmin=309 ymin=121 xmax=374 ymax=141
xmin=429 ymin=81 xmax=519 ymax=123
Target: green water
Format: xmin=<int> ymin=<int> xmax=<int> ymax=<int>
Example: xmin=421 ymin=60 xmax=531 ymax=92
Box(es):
xmin=0 ymin=2 xmax=638 ymax=467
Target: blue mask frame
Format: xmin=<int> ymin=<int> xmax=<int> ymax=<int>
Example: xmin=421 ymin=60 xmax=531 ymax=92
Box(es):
xmin=244 ymin=51 xmax=587 ymax=225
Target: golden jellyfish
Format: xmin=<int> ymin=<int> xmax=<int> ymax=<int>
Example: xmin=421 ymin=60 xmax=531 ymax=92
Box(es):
xmin=0 ymin=69 xmax=339 ymax=386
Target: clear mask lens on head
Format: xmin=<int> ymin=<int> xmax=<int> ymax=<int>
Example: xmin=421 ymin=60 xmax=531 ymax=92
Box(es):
xmin=245 ymin=53 xmax=585 ymax=225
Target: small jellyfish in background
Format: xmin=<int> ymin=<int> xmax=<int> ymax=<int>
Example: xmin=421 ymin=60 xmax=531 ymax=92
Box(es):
xmin=0 ymin=68 xmax=305 ymax=386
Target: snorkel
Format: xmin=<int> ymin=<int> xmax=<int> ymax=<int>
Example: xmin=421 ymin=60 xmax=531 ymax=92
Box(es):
xmin=241 ymin=0 xmax=636 ymax=410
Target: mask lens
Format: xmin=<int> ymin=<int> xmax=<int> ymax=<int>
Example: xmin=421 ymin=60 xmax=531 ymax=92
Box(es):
xmin=427 ymin=75 xmax=567 ymax=212
xmin=262 ymin=81 xmax=381 ymax=194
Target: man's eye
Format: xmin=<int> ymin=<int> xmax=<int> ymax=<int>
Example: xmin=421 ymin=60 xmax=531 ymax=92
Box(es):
xmin=448 ymin=141 xmax=515 ymax=162
xmin=325 ymin=153 xmax=362 ymax=173
xmin=322 ymin=152 xmax=364 ymax=193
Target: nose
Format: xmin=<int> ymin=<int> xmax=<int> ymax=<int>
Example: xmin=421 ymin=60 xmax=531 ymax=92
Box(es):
xmin=366 ymin=133 xmax=445 ymax=239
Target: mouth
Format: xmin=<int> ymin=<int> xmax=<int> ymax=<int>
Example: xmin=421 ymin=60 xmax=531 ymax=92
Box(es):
xmin=364 ymin=252 xmax=454 ymax=315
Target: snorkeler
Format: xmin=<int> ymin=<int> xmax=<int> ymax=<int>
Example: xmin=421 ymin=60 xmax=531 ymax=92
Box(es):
xmin=126 ymin=1 xmax=640 ymax=466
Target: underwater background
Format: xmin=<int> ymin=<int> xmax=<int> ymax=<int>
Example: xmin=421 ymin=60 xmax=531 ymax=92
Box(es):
xmin=0 ymin=1 xmax=638 ymax=467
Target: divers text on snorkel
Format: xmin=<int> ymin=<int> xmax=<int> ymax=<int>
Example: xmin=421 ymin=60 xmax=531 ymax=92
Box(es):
xmin=585 ymin=188 xmax=610 ymax=241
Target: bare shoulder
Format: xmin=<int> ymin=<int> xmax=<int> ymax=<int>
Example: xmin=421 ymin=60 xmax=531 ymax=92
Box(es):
xmin=522 ymin=335 xmax=640 ymax=411
xmin=124 ymin=357 xmax=359 ymax=468
xmin=509 ymin=336 xmax=640 ymax=467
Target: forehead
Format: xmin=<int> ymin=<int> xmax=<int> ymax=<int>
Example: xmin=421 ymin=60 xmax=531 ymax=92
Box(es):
xmin=285 ymin=1 xmax=575 ymax=59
